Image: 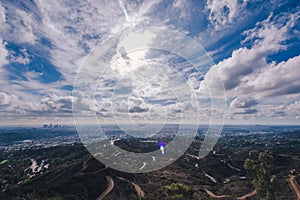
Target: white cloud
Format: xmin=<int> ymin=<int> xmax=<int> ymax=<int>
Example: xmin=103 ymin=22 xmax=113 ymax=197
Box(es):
xmin=0 ymin=91 xmax=76 ymax=117
xmin=0 ymin=3 xmax=8 ymax=67
xmin=0 ymin=4 xmax=6 ymax=33
xmin=7 ymin=8 xmax=37 ymax=44
xmin=39 ymin=94 xmax=74 ymax=113
xmin=1 ymin=0 xmax=163 ymax=84
xmin=242 ymin=13 xmax=296 ymax=53
xmin=24 ymin=70 xmax=42 ymax=81
xmin=206 ymin=0 xmax=247 ymax=29
xmin=203 ymin=11 xmax=298 ymax=94
xmin=286 ymin=101 xmax=300 ymax=119
xmin=0 ymin=0 xmax=173 ymax=122
xmin=173 ymin=0 xmax=190 ymax=19
xmin=32 ymin=0 xmax=161 ymax=80
xmin=0 ymin=92 xmax=24 ymax=115
xmin=0 ymin=38 xmax=8 ymax=67
xmin=202 ymin=11 xmax=300 ymax=120
xmin=0 ymin=4 xmax=5 ymax=23
xmin=0 ymin=92 xmax=12 ymax=105
xmin=8 ymin=48 xmax=31 ymax=65
xmin=249 ymin=55 xmax=300 ymax=97
xmin=228 ymin=97 xmax=258 ymax=115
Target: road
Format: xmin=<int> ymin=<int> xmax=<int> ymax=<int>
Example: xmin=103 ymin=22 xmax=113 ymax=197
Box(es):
xmin=97 ymin=176 xmax=114 ymax=200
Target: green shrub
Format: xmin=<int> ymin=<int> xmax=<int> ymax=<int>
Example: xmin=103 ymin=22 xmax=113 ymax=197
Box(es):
xmin=165 ymin=183 xmax=191 ymax=198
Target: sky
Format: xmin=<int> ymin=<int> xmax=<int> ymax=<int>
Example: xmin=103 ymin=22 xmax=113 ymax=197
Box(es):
xmin=0 ymin=0 xmax=299 ymax=125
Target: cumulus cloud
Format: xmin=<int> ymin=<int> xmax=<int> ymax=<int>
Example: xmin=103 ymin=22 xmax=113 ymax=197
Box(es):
xmin=202 ymin=11 xmax=299 ymax=95
xmin=286 ymin=101 xmax=300 ymax=119
xmin=202 ymin=10 xmax=300 ymax=120
xmin=228 ymin=97 xmax=258 ymax=115
xmin=206 ymin=0 xmax=247 ymax=29
xmin=249 ymin=55 xmax=300 ymax=97
xmin=0 ymin=92 xmax=12 ymax=106
xmin=40 ymin=94 xmax=74 ymax=113
xmin=128 ymin=97 xmax=149 ymax=113
xmin=0 ymin=92 xmax=76 ymax=117
xmin=128 ymin=106 xmax=149 ymax=113
xmin=0 ymin=92 xmax=25 ymax=115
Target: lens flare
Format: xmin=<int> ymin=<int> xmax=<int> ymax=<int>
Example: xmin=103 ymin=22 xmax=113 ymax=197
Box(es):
xmin=158 ymin=141 xmax=165 ymax=155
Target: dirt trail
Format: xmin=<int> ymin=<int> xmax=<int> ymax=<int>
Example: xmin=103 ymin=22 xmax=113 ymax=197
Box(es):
xmin=74 ymin=159 xmax=108 ymax=177
xmin=236 ymin=190 xmax=257 ymax=200
xmin=204 ymin=189 xmax=231 ymax=199
xmin=118 ymin=177 xmax=145 ymax=199
xmin=97 ymin=176 xmax=114 ymax=200
xmin=289 ymin=175 xmax=300 ymax=200
xmin=132 ymin=182 xmax=145 ymax=200
xmin=205 ymin=175 xmax=278 ymax=199
xmin=205 ymin=188 xmax=257 ymax=200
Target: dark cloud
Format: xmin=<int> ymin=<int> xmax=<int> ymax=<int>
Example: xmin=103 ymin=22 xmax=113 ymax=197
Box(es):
xmin=236 ymin=98 xmax=258 ymax=108
xmin=230 ymin=97 xmax=258 ymax=108
xmin=274 ymin=111 xmax=287 ymax=117
xmin=128 ymin=106 xmax=149 ymax=113
xmin=229 ymin=97 xmax=259 ymax=115
xmin=234 ymin=108 xmax=257 ymax=115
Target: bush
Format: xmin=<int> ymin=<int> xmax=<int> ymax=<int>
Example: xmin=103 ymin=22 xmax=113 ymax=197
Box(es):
xmin=165 ymin=183 xmax=192 ymax=198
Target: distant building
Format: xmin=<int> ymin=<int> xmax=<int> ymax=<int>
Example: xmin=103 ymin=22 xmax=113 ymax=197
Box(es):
xmin=42 ymin=123 xmax=72 ymax=129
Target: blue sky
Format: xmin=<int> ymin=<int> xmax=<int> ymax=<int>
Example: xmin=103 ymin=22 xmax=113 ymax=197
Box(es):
xmin=0 ymin=0 xmax=299 ymax=125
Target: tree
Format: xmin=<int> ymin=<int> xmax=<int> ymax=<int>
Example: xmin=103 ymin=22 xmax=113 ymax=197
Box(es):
xmin=244 ymin=150 xmax=275 ymax=200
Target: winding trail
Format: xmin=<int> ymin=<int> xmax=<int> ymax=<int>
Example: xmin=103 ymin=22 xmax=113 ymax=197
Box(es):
xmin=97 ymin=176 xmax=114 ymax=200
xmin=118 ymin=177 xmax=145 ymax=199
xmin=204 ymin=189 xmax=231 ymax=199
xmin=236 ymin=190 xmax=257 ymax=200
xmin=204 ymin=176 xmax=277 ymax=199
xmin=289 ymin=175 xmax=300 ymax=200
xmin=132 ymin=182 xmax=145 ymax=200
xmin=204 ymin=188 xmax=257 ymax=199
xmin=73 ymin=159 xmax=108 ymax=177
